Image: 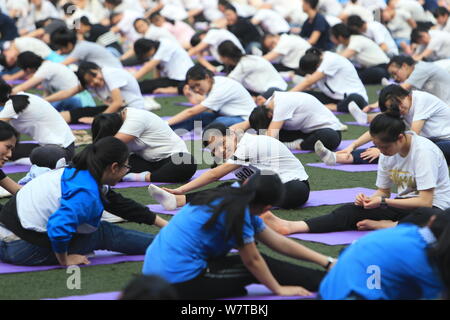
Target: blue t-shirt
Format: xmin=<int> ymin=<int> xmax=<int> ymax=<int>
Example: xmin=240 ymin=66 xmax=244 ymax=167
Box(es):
xmin=0 ymin=13 xmax=19 ymax=42
xmin=300 ymin=13 xmax=333 ymax=50
xmin=142 ymin=200 xmax=266 ymax=283
xmin=319 ymin=224 xmax=444 ymax=300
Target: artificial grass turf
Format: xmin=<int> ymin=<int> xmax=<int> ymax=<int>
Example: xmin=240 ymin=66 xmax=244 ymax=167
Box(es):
xmin=0 ymin=85 xmax=383 ymax=300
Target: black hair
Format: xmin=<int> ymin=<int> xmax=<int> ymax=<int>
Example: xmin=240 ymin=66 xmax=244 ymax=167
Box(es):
xmin=434 ymin=6 xmax=449 ymax=18
xmin=0 ymin=53 xmax=9 ymax=68
xmin=17 ymin=51 xmax=44 ymax=71
xmin=217 ymin=40 xmax=244 ymax=64
xmin=0 ymin=79 xmax=29 ymax=113
xmin=133 ymin=18 xmax=149 ymax=28
xmin=50 ymin=28 xmax=77 ymax=49
xmin=76 ymin=61 xmax=101 ymax=89
xmin=387 ymin=55 xmax=416 ymax=68
xmin=347 ymin=15 xmax=366 ymax=34
xmin=249 ymin=106 xmax=271 ymax=131
xmin=133 ymin=38 xmax=160 ymax=60
xmin=192 ymin=172 xmax=284 ymax=247
xmin=202 ymin=121 xmax=228 ymax=148
xmin=0 ymin=120 xmax=19 ymax=142
xmin=91 ymin=113 xmax=124 ymax=143
xmin=69 ymin=136 xmax=129 ymax=186
xmin=104 ymin=0 xmax=122 ymax=6
xmin=303 ymin=0 xmax=319 ymax=9
xmin=261 ymin=33 xmax=277 ymax=52
xmin=62 ymin=2 xmax=75 ymax=15
xmin=190 ymin=30 xmax=207 ymax=47
xmin=221 ymin=1 xmax=237 ymax=12
xmin=369 ymin=112 xmax=406 ymax=143
xmin=186 ymin=64 xmax=214 ymax=82
xmin=331 ymin=23 xmax=351 ymax=39
xmin=378 ymin=84 xmax=410 ymax=112
xmin=410 ymin=26 xmax=430 ymax=44
xmin=120 ymin=275 xmax=178 ymax=300
xmin=149 ymin=10 xmax=173 ymax=24
xmin=79 ymin=16 xmax=92 ymax=26
xmin=298 ymin=47 xmax=322 ymax=76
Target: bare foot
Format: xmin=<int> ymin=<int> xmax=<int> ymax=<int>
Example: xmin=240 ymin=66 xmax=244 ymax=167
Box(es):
xmin=356 ymin=219 xmax=397 ymax=231
xmin=261 ymin=211 xmax=293 ymax=235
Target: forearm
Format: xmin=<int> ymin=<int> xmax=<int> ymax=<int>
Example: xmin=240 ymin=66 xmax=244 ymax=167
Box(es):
xmin=168 ymin=108 xmax=199 ymax=126
xmin=241 ymin=251 xmax=282 ymax=294
xmin=103 ymin=101 xmax=124 ymax=114
xmin=371 ymin=189 xmax=391 ymax=199
xmin=55 ymin=252 xmax=69 ymax=266
xmin=178 ymin=170 xmax=220 ymax=193
xmin=350 ymin=131 xmax=372 ymax=150
xmin=154 ymin=216 xmax=168 ymax=228
xmin=385 ymin=196 xmax=432 ymax=209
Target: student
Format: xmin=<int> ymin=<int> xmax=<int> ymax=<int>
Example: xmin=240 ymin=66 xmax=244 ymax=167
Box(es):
xmin=91 ymin=109 xmax=197 ymax=183
xmin=382 ymin=5 xmax=416 ymax=54
xmin=217 ymin=41 xmax=287 ymax=98
xmin=241 ymin=91 xmax=344 ymax=151
xmin=0 ymin=137 xmax=167 ymax=266
xmin=149 ymin=122 xmax=311 ymax=210
xmin=319 ymin=207 xmax=449 ymax=300
xmin=132 ymin=38 xmax=194 ymax=95
xmin=320 ymin=85 xmax=450 ymax=166
xmin=167 ymin=64 xmax=255 ymax=132
xmin=50 ymin=28 xmax=123 ymax=68
xmin=0 ymin=79 xmax=76 ymax=166
xmin=434 ymin=6 xmax=450 ymax=33
xmin=133 ymin=17 xmax=177 ymax=42
xmin=45 ymin=61 xmax=151 ymax=124
xmin=12 ymin=51 xmax=94 ymax=111
xmin=144 ymin=173 xmax=331 ymax=299
xmin=291 ymin=48 xmax=368 ymax=113
xmin=301 ymin=0 xmax=334 ymax=50
xmin=250 ymin=8 xmax=290 ymax=35
xmin=0 ymin=10 xmax=19 ymax=49
xmin=148 ymin=11 xmax=195 ymax=49
xmin=188 ymin=28 xmax=245 ymax=72
xmin=262 ymin=33 xmax=311 ymax=72
xmin=346 ymin=15 xmax=398 ymax=57
xmin=330 ymin=23 xmax=390 ymax=84
xmin=272 ymin=112 xmax=450 ymax=235
xmin=411 ymin=27 xmax=450 ymax=61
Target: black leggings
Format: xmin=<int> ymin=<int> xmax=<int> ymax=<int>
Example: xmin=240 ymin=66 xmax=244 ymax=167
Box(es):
xmin=305 ymin=203 xmax=411 ymax=233
xmin=172 ymin=253 xmax=326 ymax=300
xmin=129 ymin=152 xmax=197 ymax=183
xmin=139 ymin=78 xmax=185 ymax=95
xmin=11 ymin=143 xmax=75 ymax=168
xmin=69 ymin=105 xmax=108 ymax=124
xmin=357 ymin=64 xmax=389 ymax=85
xmin=280 ymin=129 xmax=342 ymax=151
xmin=186 ymin=179 xmax=310 ymax=209
xmin=351 ymin=147 xmax=379 ymax=165
xmin=305 ymin=91 xmax=368 ymax=113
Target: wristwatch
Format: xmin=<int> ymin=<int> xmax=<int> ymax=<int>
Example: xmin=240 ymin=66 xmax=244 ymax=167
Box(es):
xmin=380 ymin=196 xmax=388 ymax=209
xmin=324 ymin=256 xmax=336 ymax=270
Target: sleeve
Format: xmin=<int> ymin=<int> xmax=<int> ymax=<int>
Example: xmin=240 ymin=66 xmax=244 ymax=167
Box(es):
xmin=412 ymin=149 xmax=439 ymax=191
xmin=406 ymin=65 xmax=429 ymax=89
xmin=102 ymin=187 xmax=157 ymax=225
xmin=427 ymin=37 xmax=443 ymax=53
xmin=103 ymin=69 xmax=128 ymax=91
xmin=151 ymin=42 xmax=174 ymax=62
xmin=226 ymin=140 xmax=252 ymax=166
xmin=242 ymin=210 xmax=266 ymax=244
xmin=47 ymin=188 xmax=103 ymax=253
xmin=412 ymin=98 xmax=434 ymax=121
xmin=68 ymin=42 xmax=86 ymax=60
xmin=273 ymin=36 xmax=290 ymax=55
xmin=202 ymin=87 xmax=225 ymax=112
xmin=0 ymin=101 xmax=19 ymax=119
xmin=272 ymin=98 xmax=294 ymax=122
xmin=203 ymin=30 xmax=218 ymax=45
xmin=118 ymin=114 xmax=148 ymax=138
xmin=33 ymin=64 xmax=50 ymax=80
xmin=347 ymin=37 xmax=363 ymax=53
xmin=313 ymin=15 xmax=328 ymax=33
xmin=375 ymin=156 xmax=393 ymax=190
xmin=227 ymin=62 xmax=247 ymax=83
xmin=317 ymin=56 xmax=339 ymax=77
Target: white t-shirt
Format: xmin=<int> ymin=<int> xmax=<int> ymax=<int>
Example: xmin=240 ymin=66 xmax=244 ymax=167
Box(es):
xmin=403 ymin=91 xmax=450 ymax=140
xmin=69 ymin=41 xmax=122 ymax=68
xmin=387 ymin=8 xmax=412 ymax=39
xmin=346 ymin=35 xmax=390 ymax=68
xmin=152 ymin=39 xmax=194 ymax=81
xmin=119 ymin=108 xmax=188 ymax=161
xmin=14 ymin=37 xmax=52 ymax=58
xmin=0 ymin=93 xmax=75 ymax=147
xmin=117 ymin=10 xmax=143 ymax=43
xmin=317 ymin=51 xmax=368 ymax=101
xmin=341 ymin=3 xmax=373 ymax=22
xmin=376 ymin=132 xmax=450 ymax=210
xmin=202 ymin=76 xmax=255 ymax=120
xmin=226 ymin=133 xmax=309 ymax=183
xmin=364 ymin=21 xmax=398 ymax=56
xmin=273 ymin=34 xmax=311 ymax=69
xmin=203 ymin=29 xmax=245 ymax=63
xmin=144 ymin=24 xmax=178 ymax=42
xmin=271 ymin=91 xmax=343 ymax=132
xmin=252 ymin=9 xmax=290 ymax=35
xmin=318 ymin=0 xmax=343 ymax=17
xmin=228 ymin=55 xmax=287 ymax=94
xmin=33 ymin=61 xmax=79 ymax=93
xmin=91 ymin=67 xmax=144 ymax=109
xmin=396 ymin=0 xmax=430 ymax=22
xmin=423 ymin=30 xmax=450 ymax=60
xmin=160 ymin=0 xmax=188 ymax=21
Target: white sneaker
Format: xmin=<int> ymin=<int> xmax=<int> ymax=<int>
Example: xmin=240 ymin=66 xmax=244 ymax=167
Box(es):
xmin=0 ymin=186 xmax=11 ymax=198
xmin=101 ymin=211 xmax=125 ymax=223
xmin=339 ymin=123 xmax=348 ymax=131
xmin=314 ymin=140 xmax=337 ymax=166
xmin=348 ymin=101 xmax=368 ymax=125
xmin=148 ymin=184 xmax=177 ymax=211
xmin=283 ymin=139 xmax=304 ymax=150
xmin=144 ymin=96 xmax=161 ymax=111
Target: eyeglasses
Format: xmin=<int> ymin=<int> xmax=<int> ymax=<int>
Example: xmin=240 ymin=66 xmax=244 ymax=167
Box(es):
xmin=122 ymin=164 xmax=132 ymax=171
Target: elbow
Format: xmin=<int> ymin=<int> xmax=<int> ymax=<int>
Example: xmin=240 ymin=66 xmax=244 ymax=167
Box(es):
xmin=242 ymin=253 xmax=262 ymax=270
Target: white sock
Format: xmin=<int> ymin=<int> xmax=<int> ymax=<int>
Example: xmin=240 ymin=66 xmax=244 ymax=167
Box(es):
xmin=148 ymin=184 xmax=177 ymax=210
xmin=283 ymin=139 xmax=304 ymax=150
xmin=314 ymin=140 xmax=337 ymax=166
xmin=348 ymin=101 xmax=368 ymax=125
xmin=122 ymin=171 xmax=149 ymax=182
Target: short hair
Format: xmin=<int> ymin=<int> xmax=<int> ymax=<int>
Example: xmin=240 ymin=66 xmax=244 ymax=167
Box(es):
xmin=17 ymin=51 xmax=44 ymax=70
xmin=410 ymin=27 xmax=429 ymax=44
xmin=387 ymin=55 xmax=416 ymax=68
xmin=190 ymin=31 xmax=207 ymax=47
xmin=50 ymin=28 xmax=77 ymax=48
xmin=133 ymin=38 xmax=159 ymax=60
xmin=304 ymin=0 xmax=319 ymax=9
xmin=186 ymin=64 xmax=214 ymax=82
xmin=298 ymin=47 xmax=323 ymax=76
xmin=331 ymin=23 xmax=351 ymax=39
xmin=434 ymin=6 xmax=449 ymax=18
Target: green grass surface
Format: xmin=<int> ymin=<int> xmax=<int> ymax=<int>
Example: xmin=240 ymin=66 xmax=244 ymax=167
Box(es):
xmin=0 ymin=85 xmax=382 ymax=300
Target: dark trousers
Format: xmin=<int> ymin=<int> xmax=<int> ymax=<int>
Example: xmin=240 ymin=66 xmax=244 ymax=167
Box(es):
xmin=172 ymin=253 xmax=326 ymax=299
xmin=129 ymin=152 xmax=197 ymax=183
xmin=305 ymin=91 xmax=368 ymax=113
xmin=305 ymin=203 xmax=411 ymax=233
xmin=351 ymin=147 xmax=379 ymax=165
xmin=139 ymin=78 xmax=185 ymax=95
xmin=280 ymin=128 xmax=342 ymax=151
xmin=357 ymin=63 xmax=389 ymax=85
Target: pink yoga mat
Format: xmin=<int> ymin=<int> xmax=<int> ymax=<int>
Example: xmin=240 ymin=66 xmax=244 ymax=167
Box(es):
xmin=307 ymin=163 xmax=378 ymax=172
xmin=2 ymin=164 xmax=31 ymax=174
xmin=288 ymin=231 xmax=370 ymax=246
xmin=0 ymin=250 xmax=144 ymax=275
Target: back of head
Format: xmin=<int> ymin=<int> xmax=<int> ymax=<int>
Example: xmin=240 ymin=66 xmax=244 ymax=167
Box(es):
xmin=304 ymin=0 xmax=319 ymax=9
xmin=62 ymin=2 xmax=75 ymax=15
xmin=0 ymin=120 xmax=19 ymax=142
xmin=369 ymin=112 xmax=406 ymax=143
xmin=243 ymin=172 xmax=284 ymax=208
xmin=387 ymin=55 xmax=416 ymax=68
xmin=190 ymin=31 xmax=207 ymax=47
xmin=298 ymin=47 xmax=322 ymax=76
xmin=378 ymin=84 xmax=410 ymax=112
xmin=92 ymin=113 xmax=124 ymax=142
xmin=249 ymin=106 xmax=271 ymax=131
xmin=120 ymin=275 xmax=178 ymax=300
xmin=79 ymin=15 xmax=92 ymax=26
xmin=217 ymin=40 xmax=244 ymax=62
xmin=410 ymin=26 xmax=429 ymax=44
xmin=434 ymin=6 xmax=449 ymax=18
xmin=17 ymin=51 xmax=44 ymax=71
xmin=50 ymin=28 xmax=77 ymax=49
xmin=186 ymin=63 xmax=214 ymax=82
xmin=331 ymin=23 xmax=351 ymax=39
xmin=133 ymin=38 xmax=158 ymax=60
xmin=347 ymin=15 xmax=365 ymax=34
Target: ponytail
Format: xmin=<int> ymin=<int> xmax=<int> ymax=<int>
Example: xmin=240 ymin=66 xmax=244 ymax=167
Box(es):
xmin=92 ymin=113 xmax=124 ymax=142
xmin=298 ymin=47 xmax=322 ymax=76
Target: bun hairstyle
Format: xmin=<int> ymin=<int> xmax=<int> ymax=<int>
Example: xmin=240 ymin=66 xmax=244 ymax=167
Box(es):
xmin=369 ymin=112 xmax=406 ymax=143
xmin=298 ymin=47 xmax=322 ymax=76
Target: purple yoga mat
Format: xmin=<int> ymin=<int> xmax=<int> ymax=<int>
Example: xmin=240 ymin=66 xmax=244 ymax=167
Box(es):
xmin=307 ymin=163 xmax=378 ymax=172
xmin=175 ymin=102 xmax=194 ymax=107
xmin=288 ymin=231 xmax=370 ymax=246
xmin=180 ymin=131 xmax=202 ymax=141
xmin=6 ymin=80 xmax=25 ymax=85
xmin=143 ymin=93 xmax=181 ymax=98
xmin=0 ymin=250 xmax=144 ymax=275
xmin=69 ymin=124 xmax=91 ymax=130
xmin=2 ymin=164 xmax=31 ymax=174
xmin=49 ymin=291 xmax=121 ymax=300
xmin=345 ymin=121 xmax=370 ymax=127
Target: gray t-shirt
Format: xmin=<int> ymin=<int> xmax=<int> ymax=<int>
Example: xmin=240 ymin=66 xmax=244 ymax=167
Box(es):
xmin=69 ymin=41 xmax=122 ymax=68
xmin=406 ymin=61 xmax=450 ymax=104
